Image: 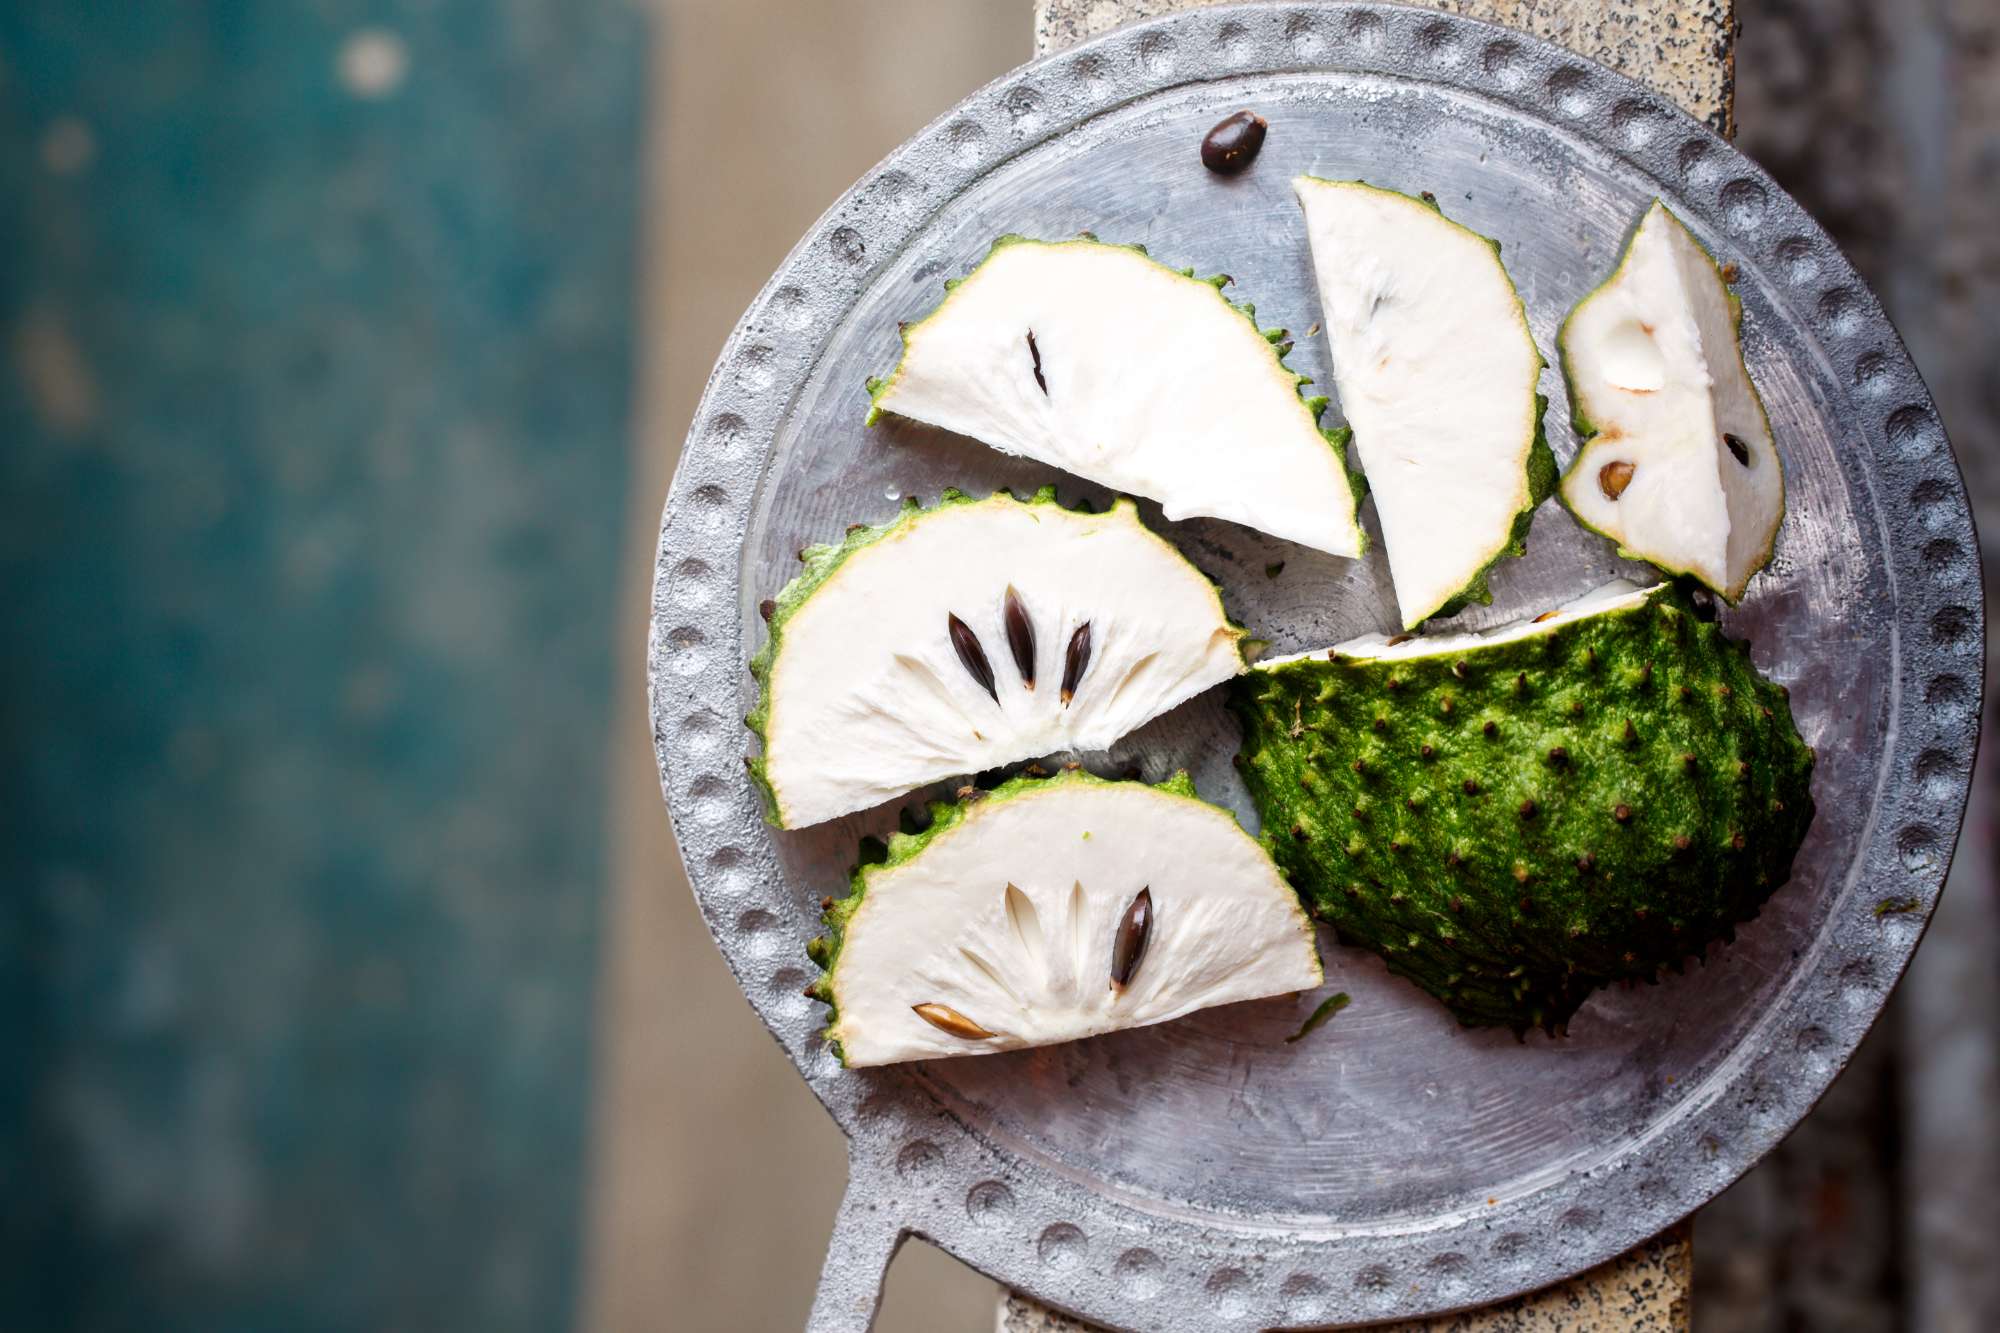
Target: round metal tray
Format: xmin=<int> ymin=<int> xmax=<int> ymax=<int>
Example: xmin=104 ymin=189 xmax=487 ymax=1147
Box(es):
xmin=647 ymin=5 xmax=1982 ymax=1328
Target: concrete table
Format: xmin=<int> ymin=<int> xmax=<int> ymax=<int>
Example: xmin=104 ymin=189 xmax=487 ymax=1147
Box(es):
xmin=1000 ymin=1 xmax=1735 ymax=1327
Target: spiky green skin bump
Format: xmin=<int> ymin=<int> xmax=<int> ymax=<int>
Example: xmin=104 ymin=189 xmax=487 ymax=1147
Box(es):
xmin=1295 ymin=181 xmax=1555 ymax=626
xmin=864 ymin=233 xmax=1369 ymax=541
xmin=803 ymin=767 xmax=1206 ymax=1066
xmin=744 ymin=486 xmax=1248 ymax=826
xmin=1230 ymin=587 xmax=1815 ymax=1033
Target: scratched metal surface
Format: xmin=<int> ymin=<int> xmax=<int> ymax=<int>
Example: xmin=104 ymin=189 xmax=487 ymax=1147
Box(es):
xmin=647 ymin=5 xmax=1981 ymax=1329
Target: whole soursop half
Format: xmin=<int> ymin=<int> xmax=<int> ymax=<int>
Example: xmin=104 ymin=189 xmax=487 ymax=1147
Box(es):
xmin=806 ymin=768 xmax=1323 ymax=1067
xmin=1231 ymin=581 xmax=1815 ymax=1033
xmin=749 ymin=488 xmax=1247 ymax=828
xmin=865 ymin=235 xmax=1369 ymax=559
xmin=1559 ymin=200 xmax=1784 ymax=601
xmin=1293 ymin=178 xmax=1555 ymax=629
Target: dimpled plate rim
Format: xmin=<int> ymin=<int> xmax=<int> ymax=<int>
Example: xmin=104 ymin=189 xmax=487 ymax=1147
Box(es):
xmin=646 ymin=4 xmax=1982 ymax=1329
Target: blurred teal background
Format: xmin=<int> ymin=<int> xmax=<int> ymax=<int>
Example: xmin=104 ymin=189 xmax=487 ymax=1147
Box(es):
xmin=2 ymin=3 xmax=643 ymax=1327
xmin=0 ymin=1 xmax=1017 ymax=1328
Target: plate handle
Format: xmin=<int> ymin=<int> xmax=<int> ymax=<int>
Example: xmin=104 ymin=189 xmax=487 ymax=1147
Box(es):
xmin=806 ymin=1156 xmax=907 ymax=1333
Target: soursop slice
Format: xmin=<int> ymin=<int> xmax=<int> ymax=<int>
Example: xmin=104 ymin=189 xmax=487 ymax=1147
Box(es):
xmin=1558 ymin=200 xmax=1783 ymax=601
xmin=865 ymin=235 xmax=1368 ymax=559
xmin=1231 ymin=582 xmax=1815 ymax=1034
xmin=749 ymin=488 xmax=1247 ymax=828
xmin=1293 ymin=178 xmax=1556 ymax=629
xmin=805 ymin=769 xmax=1323 ymax=1066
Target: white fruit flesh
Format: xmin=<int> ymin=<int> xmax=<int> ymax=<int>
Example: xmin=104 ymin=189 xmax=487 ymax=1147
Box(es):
xmin=869 ymin=239 xmax=1366 ymax=558
xmin=1256 ymin=579 xmax=1661 ymax=669
xmin=1294 ymin=178 xmax=1548 ymax=628
xmin=1560 ymin=201 xmax=1782 ymax=600
xmin=828 ymin=777 xmax=1322 ymax=1066
xmin=760 ymin=495 xmax=1244 ymax=827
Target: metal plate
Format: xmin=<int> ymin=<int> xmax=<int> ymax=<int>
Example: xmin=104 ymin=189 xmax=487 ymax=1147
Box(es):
xmin=647 ymin=5 xmax=1982 ymax=1328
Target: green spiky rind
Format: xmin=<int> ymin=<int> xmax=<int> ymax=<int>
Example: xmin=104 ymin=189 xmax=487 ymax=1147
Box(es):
xmin=747 ymin=489 xmax=1250 ymax=826
xmin=864 ymin=234 xmax=1368 ymax=551
xmin=1229 ymin=584 xmax=1815 ymax=1034
xmin=805 ymin=767 xmax=1284 ymax=1065
xmin=1295 ymin=179 xmax=1551 ymax=628
xmin=1555 ymin=200 xmax=1783 ymax=603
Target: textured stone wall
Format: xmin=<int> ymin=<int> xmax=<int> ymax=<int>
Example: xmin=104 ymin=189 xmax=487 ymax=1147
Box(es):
xmin=1035 ymin=0 xmax=1737 ymax=132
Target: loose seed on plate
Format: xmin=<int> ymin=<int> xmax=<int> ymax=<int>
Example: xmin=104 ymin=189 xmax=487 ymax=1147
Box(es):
xmin=1200 ymin=110 xmax=1268 ymax=175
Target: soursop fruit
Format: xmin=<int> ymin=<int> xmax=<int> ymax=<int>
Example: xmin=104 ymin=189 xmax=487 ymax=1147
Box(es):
xmin=1558 ymin=200 xmax=1783 ymax=601
xmin=805 ymin=768 xmax=1323 ymax=1066
xmin=1231 ymin=581 xmax=1815 ymax=1033
xmin=865 ymin=235 xmax=1369 ymax=559
xmin=1294 ymin=178 xmax=1556 ymax=628
xmin=749 ymin=488 xmax=1247 ymax=828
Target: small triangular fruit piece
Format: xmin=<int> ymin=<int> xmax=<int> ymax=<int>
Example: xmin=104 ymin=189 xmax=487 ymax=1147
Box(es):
xmin=1558 ymin=200 xmax=1783 ymax=601
xmin=1294 ymin=178 xmax=1555 ymax=629
xmin=866 ymin=236 xmax=1368 ymax=559
xmin=748 ymin=488 xmax=1247 ymax=828
xmin=808 ymin=770 xmax=1323 ymax=1066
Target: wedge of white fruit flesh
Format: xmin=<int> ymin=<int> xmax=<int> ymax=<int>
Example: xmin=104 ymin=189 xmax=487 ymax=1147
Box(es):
xmin=747 ymin=489 xmax=1247 ymax=828
xmin=1558 ymin=200 xmax=1782 ymax=601
xmin=808 ymin=770 xmax=1323 ymax=1066
xmin=1294 ymin=178 xmax=1554 ymax=629
xmin=866 ymin=236 xmax=1367 ymax=558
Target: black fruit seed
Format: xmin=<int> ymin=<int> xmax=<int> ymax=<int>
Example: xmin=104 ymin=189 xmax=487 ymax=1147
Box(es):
xmin=1201 ymin=110 xmax=1268 ymax=175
